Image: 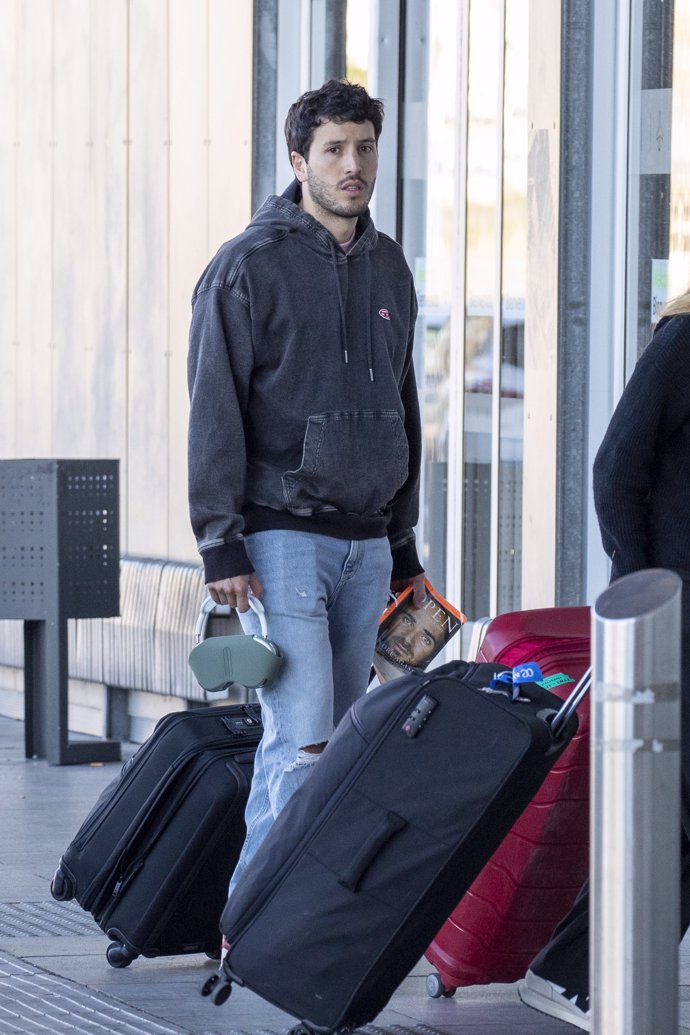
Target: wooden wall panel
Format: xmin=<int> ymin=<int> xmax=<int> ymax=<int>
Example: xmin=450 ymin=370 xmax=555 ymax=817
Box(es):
xmin=127 ymin=0 xmax=170 ymax=556
xmin=168 ymin=0 xmax=209 ymax=562
xmin=14 ymin=0 xmax=53 ymax=456
xmin=208 ymin=0 xmax=253 ymax=252
xmin=168 ymin=0 xmax=253 ymax=563
xmin=86 ymin=3 xmax=128 ymax=466
xmin=52 ymin=0 xmax=92 ymax=455
xmin=0 ymin=1 xmax=18 ymax=456
xmin=51 ymin=2 xmax=128 ymax=472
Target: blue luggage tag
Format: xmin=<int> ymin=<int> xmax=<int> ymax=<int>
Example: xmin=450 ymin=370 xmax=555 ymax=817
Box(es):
xmin=512 ymin=662 xmax=544 ymax=686
xmin=489 ymin=663 xmax=544 ymax=701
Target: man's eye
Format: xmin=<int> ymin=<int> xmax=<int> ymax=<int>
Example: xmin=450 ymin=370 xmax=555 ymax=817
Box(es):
xmin=422 ymin=635 xmax=434 ymax=647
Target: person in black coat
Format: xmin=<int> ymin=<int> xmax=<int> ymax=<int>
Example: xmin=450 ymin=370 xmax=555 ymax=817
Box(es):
xmin=518 ymin=296 xmax=690 ymax=1030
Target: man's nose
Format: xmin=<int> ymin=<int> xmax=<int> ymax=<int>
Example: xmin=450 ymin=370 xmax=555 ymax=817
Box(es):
xmin=342 ymin=147 xmax=363 ymax=174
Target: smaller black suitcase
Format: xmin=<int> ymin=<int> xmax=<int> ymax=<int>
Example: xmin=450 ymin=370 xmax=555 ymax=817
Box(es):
xmin=200 ymin=660 xmax=582 ymax=1032
xmin=51 ymin=703 xmax=261 ymax=967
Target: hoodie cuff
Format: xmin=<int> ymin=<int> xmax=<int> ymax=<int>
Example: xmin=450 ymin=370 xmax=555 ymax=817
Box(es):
xmin=390 ymin=538 xmax=424 ymax=581
xmin=201 ymin=540 xmax=255 ymax=584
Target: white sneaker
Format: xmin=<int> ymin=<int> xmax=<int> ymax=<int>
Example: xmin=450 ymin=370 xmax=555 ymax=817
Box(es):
xmin=518 ymin=969 xmax=591 ymax=1031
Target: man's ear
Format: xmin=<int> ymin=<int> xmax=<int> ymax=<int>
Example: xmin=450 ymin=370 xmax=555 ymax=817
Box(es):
xmin=291 ymin=150 xmax=307 ymax=182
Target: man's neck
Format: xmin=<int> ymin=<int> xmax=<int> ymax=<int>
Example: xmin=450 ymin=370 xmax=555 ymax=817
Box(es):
xmin=298 ymin=197 xmax=358 ymax=244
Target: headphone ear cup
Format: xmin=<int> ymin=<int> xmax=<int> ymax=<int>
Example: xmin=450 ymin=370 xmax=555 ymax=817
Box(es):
xmin=189 ymin=634 xmax=283 ymax=692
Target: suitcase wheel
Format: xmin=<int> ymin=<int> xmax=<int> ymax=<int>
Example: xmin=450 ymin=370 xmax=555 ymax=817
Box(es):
xmin=199 ymin=970 xmax=233 ymax=1005
xmin=425 ymin=972 xmax=457 ymax=999
xmin=50 ymin=866 xmax=74 ymax=902
xmin=106 ymin=942 xmax=135 ymax=968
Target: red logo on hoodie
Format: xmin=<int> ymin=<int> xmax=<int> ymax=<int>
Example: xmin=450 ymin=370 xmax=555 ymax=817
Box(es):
xmin=379 ymin=308 xmax=390 ymax=321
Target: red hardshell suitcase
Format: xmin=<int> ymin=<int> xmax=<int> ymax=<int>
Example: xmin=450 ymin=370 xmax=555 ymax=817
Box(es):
xmin=424 ymin=606 xmax=591 ymax=996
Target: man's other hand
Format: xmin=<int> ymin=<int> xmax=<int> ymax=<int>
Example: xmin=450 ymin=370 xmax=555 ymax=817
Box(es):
xmin=390 ymin=572 xmax=426 ymax=608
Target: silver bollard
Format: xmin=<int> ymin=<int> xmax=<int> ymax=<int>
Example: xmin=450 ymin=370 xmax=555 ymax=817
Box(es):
xmin=591 ymin=568 xmax=682 ymax=1034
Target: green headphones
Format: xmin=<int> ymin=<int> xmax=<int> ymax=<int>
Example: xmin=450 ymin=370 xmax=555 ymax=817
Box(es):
xmin=188 ymin=595 xmax=284 ymax=693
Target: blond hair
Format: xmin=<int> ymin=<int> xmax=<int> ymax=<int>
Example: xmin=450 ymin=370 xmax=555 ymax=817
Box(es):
xmin=661 ymin=289 xmax=690 ymax=318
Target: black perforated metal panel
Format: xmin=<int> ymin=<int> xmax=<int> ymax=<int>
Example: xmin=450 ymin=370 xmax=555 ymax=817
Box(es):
xmin=57 ymin=462 xmax=119 ymax=618
xmin=0 ymin=460 xmax=119 ymax=620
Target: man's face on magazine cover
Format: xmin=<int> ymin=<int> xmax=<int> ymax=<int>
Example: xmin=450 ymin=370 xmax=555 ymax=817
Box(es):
xmin=379 ymin=599 xmax=446 ymax=667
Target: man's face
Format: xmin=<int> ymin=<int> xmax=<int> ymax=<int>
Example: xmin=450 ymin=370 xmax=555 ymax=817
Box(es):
xmin=291 ymin=119 xmax=378 ymax=223
xmin=380 ymin=606 xmax=443 ymax=667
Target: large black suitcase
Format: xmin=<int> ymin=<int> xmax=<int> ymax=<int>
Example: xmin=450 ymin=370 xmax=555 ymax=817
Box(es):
xmin=51 ymin=703 xmax=261 ymax=967
xmin=200 ymin=660 xmax=581 ymax=1033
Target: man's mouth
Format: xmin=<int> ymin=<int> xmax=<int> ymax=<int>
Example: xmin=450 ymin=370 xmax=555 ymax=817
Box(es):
xmin=388 ymin=637 xmax=412 ymax=659
xmin=341 ymin=180 xmax=366 ymax=195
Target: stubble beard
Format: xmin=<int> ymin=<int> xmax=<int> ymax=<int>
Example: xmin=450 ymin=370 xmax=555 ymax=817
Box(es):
xmin=382 ymin=636 xmax=414 ymax=662
xmin=304 ymin=166 xmax=375 ymax=220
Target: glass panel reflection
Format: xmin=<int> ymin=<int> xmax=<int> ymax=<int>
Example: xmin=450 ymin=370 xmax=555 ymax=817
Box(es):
xmin=463 ymin=0 xmax=501 ymax=619
xmin=421 ymin=0 xmax=461 ymax=595
xmin=498 ymin=0 xmax=527 ymax=613
xmin=345 ymin=0 xmax=371 ymax=88
xmin=626 ymin=0 xmax=673 ymax=370
xmin=669 ymin=5 xmax=690 ymax=303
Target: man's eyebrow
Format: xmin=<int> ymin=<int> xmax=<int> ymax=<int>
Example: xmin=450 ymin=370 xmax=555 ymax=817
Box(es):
xmin=321 ymin=136 xmax=376 ymax=146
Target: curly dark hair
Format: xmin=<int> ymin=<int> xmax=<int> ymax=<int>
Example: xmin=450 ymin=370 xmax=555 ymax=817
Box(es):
xmin=284 ymin=79 xmax=384 ymax=160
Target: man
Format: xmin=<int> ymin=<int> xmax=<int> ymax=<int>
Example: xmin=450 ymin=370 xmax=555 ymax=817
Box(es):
xmin=378 ymin=594 xmax=450 ymax=669
xmin=187 ymin=79 xmax=425 ymax=896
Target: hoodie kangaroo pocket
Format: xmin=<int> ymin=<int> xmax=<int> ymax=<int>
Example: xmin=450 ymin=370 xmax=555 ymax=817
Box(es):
xmin=282 ymin=410 xmax=409 ymax=516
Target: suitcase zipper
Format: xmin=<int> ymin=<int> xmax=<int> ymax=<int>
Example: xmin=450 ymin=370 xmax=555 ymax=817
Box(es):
xmin=110 ymin=856 xmax=145 ymax=901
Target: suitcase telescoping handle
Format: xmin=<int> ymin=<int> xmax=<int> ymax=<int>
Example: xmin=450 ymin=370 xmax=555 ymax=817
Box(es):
xmin=550 ymin=666 xmax=592 ymax=740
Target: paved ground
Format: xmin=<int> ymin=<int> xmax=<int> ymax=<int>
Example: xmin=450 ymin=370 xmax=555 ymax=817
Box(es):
xmin=1 ymin=712 xmax=689 ymax=1035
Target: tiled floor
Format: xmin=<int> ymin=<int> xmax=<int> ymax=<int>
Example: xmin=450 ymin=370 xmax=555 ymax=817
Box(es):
xmin=1 ymin=713 xmax=687 ymax=1035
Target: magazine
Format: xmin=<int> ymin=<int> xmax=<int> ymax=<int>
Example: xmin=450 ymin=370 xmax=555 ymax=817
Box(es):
xmin=373 ymin=577 xmax=467 ymax=683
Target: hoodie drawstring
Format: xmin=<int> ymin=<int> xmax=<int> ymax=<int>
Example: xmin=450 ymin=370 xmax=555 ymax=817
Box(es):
xmin=332 ymin=249 xmax=350 ymax=367
xmin=364 ymin=253 xmax=374 ymax=382
xmin=331 ymin=245 xmax=375 ymax=382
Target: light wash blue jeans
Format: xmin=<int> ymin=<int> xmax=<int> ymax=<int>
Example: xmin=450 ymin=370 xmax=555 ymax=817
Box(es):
xmin=228 ymin=530 xmax=393 ymax=894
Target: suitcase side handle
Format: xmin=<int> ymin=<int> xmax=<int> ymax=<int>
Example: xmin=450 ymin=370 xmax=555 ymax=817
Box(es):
xmin=550 ymin=666 xmax=592 ymax=740
xmin=337 ymin=810 xmax=407 ymax=892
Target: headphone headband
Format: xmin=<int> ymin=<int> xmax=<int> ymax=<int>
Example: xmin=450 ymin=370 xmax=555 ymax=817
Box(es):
xmin=195 ymin=594 xmax=269 ymax=642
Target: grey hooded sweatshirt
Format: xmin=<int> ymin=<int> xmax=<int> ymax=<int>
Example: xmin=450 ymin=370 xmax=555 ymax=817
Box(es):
xmin=187 ymin=181 xmax=423 ymax=584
